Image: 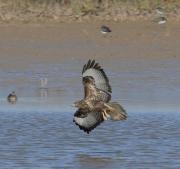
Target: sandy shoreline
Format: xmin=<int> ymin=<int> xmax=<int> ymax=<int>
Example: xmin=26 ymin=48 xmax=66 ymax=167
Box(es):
xmin=0 ymin=0 xmax=180 ymax=23
xmin=0 ymin=21 xmax=179 ymax=112
xmin=0 ymin=21 xmax=179 ymax=70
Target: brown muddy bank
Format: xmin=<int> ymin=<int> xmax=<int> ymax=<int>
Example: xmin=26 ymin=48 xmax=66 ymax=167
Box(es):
xmin=0 ymin=21 xmax=179 ymax=112
xmin=0 ymin=21 xmax=179 ymax=70
xmin=0 ymin=0 xmax=180 ymax=23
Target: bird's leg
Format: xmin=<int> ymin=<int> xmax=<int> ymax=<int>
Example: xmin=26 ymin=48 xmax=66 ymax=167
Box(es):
xmin=105 ymin=109 xmax=111 ymax=118
xmin=103 ymin=103 xmax=114 ymax=111
xmin=102 ymin=109 xmax=108 ymax=120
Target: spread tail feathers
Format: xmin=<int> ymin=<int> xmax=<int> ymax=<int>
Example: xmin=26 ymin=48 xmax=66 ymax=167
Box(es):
xmin=103 ymin=102 xmax=127 ymax=120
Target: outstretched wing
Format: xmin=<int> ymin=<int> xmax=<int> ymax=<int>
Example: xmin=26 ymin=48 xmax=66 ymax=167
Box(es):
xmin=82 ymin=60 xmax=111 ymax=102
xmin=104 ymin=102 xmax=127 ymax=121
xmin=73 ymin=109 xmax=104 ymax=134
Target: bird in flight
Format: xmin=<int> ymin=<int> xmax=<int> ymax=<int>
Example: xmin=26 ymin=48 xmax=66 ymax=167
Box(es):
xmin=73 ymin=60 xmax=127 ymax=134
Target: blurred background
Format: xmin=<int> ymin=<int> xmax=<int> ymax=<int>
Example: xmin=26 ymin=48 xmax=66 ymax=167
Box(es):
xmin=0 ymin=0 xmax=179 ymax=22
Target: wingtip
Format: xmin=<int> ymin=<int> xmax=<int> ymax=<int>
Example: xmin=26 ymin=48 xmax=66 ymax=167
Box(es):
xmin=82 ymin=59 xmax=112 ymax=93
xmin=82 ymin=59 xmax=97 ymax=74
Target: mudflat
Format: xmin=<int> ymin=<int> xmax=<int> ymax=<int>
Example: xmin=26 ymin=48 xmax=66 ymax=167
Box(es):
xmin=0 ymin=21 xmax=179 ymax=69
xmin=0 ymin=21 xmax=179 ymax=112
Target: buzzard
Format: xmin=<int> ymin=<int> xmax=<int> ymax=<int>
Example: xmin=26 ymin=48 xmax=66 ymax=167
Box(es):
xmin=73 ymin=60 xmax=127 ymax=134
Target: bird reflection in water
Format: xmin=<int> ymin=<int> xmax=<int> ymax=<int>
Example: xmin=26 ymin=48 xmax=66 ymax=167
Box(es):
xmin=76 ymin=154 xmax=117 ymax=169
xmin=39 ymin=77 xmax=48 ymax=99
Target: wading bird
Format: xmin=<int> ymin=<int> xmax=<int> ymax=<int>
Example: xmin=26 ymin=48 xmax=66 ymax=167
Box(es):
xmin=73 ymin=60 xmax=127 ymax=134
xmin=7 ymin=91 xmax=17 ymax=104
xmin=100 ymin=25 xmax=112 ymax=34
xmin=158 ymin=16 xmax=167 ymax=24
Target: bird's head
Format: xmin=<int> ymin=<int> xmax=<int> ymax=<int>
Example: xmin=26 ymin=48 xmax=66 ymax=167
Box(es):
xmin=83 ymin=76 xmax=95 ymax=85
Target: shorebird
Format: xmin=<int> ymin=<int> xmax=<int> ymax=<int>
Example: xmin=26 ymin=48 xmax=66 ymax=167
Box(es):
xmin=100 ymin=25 xmax=112 ymax=34
xmin=40 ymin=77 xmax=48 ymax=89
xmin=39 ymin=78 xmax=48 ymax=99
xmin=154 ymin=7 xmax=167 ymax=25
xmin=158 ymin=16 xmax=167 ymax=24
xmin=7 ymin=91 xmax=17 ymax=104
xmin=73 ymin=60 xmax=127 ymax=134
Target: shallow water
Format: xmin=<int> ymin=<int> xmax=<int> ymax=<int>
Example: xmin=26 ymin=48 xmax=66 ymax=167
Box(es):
xmin=0 ymin=58 xmax=180 ymax=113
xmin=0 ymin=59 xmax=180 ymax=168
xmin=0 ymin=111 xmax=179 ymax=168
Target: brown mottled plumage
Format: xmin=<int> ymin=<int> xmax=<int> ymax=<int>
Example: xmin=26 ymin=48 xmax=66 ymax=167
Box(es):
xmin=7 ymin=91 xmax=17 ymax=104
xmin=73 ymin=60 xmax=127 ymax=133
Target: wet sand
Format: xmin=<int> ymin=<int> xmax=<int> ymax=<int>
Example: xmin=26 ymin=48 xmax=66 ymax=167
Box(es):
xmin=0 ymin=21 xmax=179 ymax=67
xmin=0 ymin=21 xmax=180 ymax=112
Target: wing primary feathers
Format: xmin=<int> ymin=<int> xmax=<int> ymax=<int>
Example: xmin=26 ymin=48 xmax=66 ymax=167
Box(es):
xmin=82 ymin=59 xmax=91 ymax=74
xmin=82 ymin=59 xmax=112 ymax=93
xmin=82 ymin=64 xmax=86 ymax=74
xmin=94 ymin=63 xmax=98 ymax=69
xmin=83 ymin=59 xmax=103 ymax=73
xmin=90 ymin=59 xmax=95 ymax=68
xmin=86 ymin=60 xmax=91 ymax=69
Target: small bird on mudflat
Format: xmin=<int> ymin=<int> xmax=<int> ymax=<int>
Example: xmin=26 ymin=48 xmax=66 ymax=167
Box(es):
xmin=158 ymin=16 xmax=167 ymax=24
xmin=7 ymin=91 xmax=17 ymax=104
xmin=100 ymin=25 xmax=112 ymax=34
